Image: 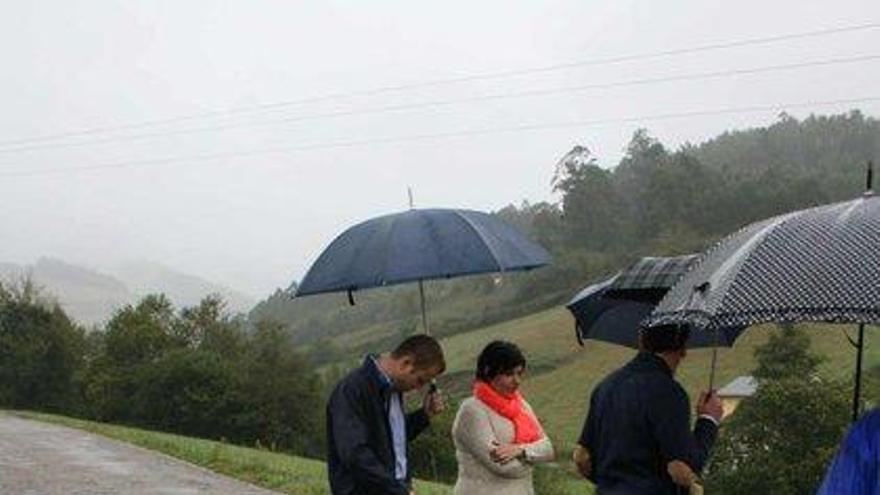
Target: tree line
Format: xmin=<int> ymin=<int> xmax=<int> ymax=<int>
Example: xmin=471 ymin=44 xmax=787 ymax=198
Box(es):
xmin=0 ymin=279 xmax=325 ymax=458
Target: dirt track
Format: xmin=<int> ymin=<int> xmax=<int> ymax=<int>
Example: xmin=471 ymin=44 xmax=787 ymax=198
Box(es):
xmin=0 ymin=413 xmax=282 ymax=495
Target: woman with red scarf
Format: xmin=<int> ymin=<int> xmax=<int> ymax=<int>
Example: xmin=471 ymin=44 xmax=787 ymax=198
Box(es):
xmin=452 ymin=341 xmax=554 ymax=495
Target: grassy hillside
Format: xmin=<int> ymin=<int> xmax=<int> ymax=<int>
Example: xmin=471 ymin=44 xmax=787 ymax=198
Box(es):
xmin=14 ymin=411 xmax=451 ymax=495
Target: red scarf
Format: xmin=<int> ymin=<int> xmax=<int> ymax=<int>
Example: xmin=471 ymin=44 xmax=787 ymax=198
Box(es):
xmin=473 ymin=380 xmax=544 ymax=444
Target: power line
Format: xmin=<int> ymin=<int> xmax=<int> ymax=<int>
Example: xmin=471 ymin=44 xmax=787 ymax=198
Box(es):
xmin=1 ymin=21 xmax=878 ymax=148
xmin=2 ymin=53 xmax=878 ymax=155
xmin=3 ymin=95 xmax=878 ymax=178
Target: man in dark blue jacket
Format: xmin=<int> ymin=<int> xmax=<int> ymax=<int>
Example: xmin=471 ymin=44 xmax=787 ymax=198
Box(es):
xmin=573 ymin=324 xmax=723 ymax=494
xmin=326 ymin=334 xmax=446 ymax=495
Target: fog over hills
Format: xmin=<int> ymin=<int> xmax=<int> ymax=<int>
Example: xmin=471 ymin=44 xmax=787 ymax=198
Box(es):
xmin=0 ymin=257 xmax=256 ymax=327
xmin=105 ymin=259 xmax=256 ymax=315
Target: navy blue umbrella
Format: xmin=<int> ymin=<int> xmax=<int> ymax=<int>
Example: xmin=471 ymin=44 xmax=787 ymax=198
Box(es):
xmin=296 ymin=208 xmax=551 ymax=334
xmin=567 ymin=274 xmax=657 ymax=348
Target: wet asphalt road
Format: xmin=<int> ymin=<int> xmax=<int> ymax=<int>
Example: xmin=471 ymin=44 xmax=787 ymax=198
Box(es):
xmin=0 ymin=413 xmax=282 ymax=495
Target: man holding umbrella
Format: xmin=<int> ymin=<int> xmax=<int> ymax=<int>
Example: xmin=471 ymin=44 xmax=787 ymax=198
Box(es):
xmin=326 ymin=334 xmax=447 ymax=495
xmin=573 ymin=325 xmax=723 ymax=494
xmin=299 ymin=207 xmax=551 ymax=493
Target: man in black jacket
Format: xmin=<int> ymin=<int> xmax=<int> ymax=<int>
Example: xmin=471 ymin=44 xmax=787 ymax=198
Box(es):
xmin=327 ymin=334 xmax=446 ymax=495
xmin=573 ymin=324 xmax=723 ymax=494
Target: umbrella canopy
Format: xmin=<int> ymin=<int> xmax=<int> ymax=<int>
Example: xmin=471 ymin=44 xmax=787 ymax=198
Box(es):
xmin=296 ymin=208 xmax=551 ymax=298
xmin=645 ymin=190 xmax=880 ymax=421
xmin=567 ymin=274 xmax=650 ymax=347
xmin=566 ymin=254 xmax=734 ymax=348
xmin=646 ymin=192 xmax=880 ymax=333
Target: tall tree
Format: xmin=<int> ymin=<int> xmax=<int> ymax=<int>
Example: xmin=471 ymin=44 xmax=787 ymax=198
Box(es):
xmin=613 ymin=129 xmax=668 ymax=231
xmin=0 ymin=279 xmax=85 ymax=412
xmin=236 ymin=319 xmax=323 ymax=455
xmin=553 ymin=145 xmax=628 ymax=250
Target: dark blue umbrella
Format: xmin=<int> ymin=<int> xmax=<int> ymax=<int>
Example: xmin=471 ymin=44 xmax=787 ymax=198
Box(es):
xmin=296 ymin=208 xmax=551 ymax=334
xmin=567 ymin=274 xmax=655 ymax=348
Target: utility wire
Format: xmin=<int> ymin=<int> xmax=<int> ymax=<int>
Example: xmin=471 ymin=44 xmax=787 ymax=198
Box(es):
xmin=3 ymin=95 xmax=878 ymax=178
xmin=1 ymin=53 xmax=878 ymax=155
xmin=1 ymin=21 xmax=878 ymax=148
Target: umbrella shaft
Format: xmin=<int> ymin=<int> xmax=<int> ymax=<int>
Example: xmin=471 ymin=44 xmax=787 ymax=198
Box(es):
xmin=708 ymin=328 xmax=720 ymax=391
xmin=418 ymin=280 xmax=429 ymax=335
xmin=852 ymin=323 xmax=865 ymax=423
xmin=709 ymin=347 xmax=718 ymax=391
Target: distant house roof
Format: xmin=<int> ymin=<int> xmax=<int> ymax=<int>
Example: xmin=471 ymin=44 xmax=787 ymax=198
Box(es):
xmin=717 ymin=376 xmax=758 ymax=398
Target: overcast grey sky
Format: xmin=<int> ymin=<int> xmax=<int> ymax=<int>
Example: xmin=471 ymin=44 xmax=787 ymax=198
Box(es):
xmin=1 ymin=0 xmax=879 ymax=298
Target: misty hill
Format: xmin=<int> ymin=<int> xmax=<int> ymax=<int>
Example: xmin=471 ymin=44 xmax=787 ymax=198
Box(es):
xmin=0 ymin=258 xmax=255 ymax=327
xmin=0 ymin=258 xmax=132 ymax=326
xmin=105 ymin=259 xmax=255 ymax=315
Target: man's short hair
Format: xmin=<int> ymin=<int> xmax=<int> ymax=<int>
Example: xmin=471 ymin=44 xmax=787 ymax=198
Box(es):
xmin=640 ymin=324 xmax=690 ymax=353
xmin=391 ymin=334 xmax=446 ymax=372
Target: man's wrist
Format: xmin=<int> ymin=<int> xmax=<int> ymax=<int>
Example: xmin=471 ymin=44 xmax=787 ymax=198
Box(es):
xmin=698 ymin=414 xmax=720 ymax=426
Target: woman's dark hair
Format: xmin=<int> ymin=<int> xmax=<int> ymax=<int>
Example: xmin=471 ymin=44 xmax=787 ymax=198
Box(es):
xmin=476 ymin=340 xmax=526 ymax=381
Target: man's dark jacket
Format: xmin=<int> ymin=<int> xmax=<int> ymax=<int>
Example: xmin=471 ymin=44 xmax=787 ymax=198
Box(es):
xmin=579 ymin=352 xmax=718 ymax=495
xmin=326 ymin=356 xmax=430 ymax=495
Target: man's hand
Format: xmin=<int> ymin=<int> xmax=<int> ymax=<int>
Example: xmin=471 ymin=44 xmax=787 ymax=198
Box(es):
xmin=422 ymin=388 xmax=445 ymax=419
xmin=489 ymin=441 xmax=524 ymax=464
xmin=667 ymin=460 xmax=697 ymax=487
xmin=572 ymin=444 xmax=592 ymax=479
xmin=697 ymin=390 xmax=723 ymax=422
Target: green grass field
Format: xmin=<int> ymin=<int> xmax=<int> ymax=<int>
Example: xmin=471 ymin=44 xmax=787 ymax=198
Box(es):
xmin=13 ymin=411 xmax=451 ymax=495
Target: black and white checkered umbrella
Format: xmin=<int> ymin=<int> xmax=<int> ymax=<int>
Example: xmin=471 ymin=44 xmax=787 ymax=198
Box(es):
xmin=646 ymin=188 xmax=880 ymax=420
xmin=611 ymin=254 xmax=700 ymax=292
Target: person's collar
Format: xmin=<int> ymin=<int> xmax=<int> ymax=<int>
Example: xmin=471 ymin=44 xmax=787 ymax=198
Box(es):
xmin=365 ymin=354 xmax=394 ymax=391
xmin=635 ymin=351 xmax=674 ymax=377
